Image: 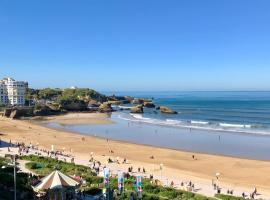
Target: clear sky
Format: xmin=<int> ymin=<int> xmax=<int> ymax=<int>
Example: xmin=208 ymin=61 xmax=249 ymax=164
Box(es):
xmin=0 ymin=0 xmax=270 ymax=91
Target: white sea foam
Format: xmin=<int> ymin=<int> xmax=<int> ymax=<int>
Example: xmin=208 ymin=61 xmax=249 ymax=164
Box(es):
xmin=118 ymin=105 xmax=132 ymax=109
xmin=130 ymin=114 xmax=151 ymax=120
xmin=116 ymin=113 xmax=270 ymax=136
xmin=112 ymin=105 xmax=132 ymax=110
xmin=165 ymin=119 xmax=182 ymax=124
xmin=219 ymin=123 xmax=251 ymax=128
xmin=190 ymin=120 xmax=209 ymax=125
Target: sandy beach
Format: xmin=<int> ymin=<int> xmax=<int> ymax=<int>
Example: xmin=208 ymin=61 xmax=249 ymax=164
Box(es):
xmin=1 ymin=113 xmax=270 ymax=197
xmin=40 ymin=112 xmax=114 ymax=125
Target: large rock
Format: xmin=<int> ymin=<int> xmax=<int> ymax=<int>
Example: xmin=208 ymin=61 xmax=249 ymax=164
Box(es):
xmin=60 ymin=101 xmax=88 ymax=111
xmin=47 ymin=103 xmax=61 ymax=111
xmin=99 ymin=102 xmax=114 ymax=112
xmin=159 ymin=106 xmax=177 ymax=114
xmin=88 ymin=100 xmax=101 ymax=107
xmin=107 ymin=100 xmax=122 ymax=105
xmin=143 ymin=102 xmax=155 ymax=108
xmin=10 ymin=109 xmax=19 ymax=119
xmin=124 ymin=96 xmax=134 ymax=103
xmin=131 ymin=105 xmax=144 ymax=113
xmin=131 ymin=99 xmax=144 ymax=104
xmin=9 ymin=107 xmax=34 ymax=119
xmin=108 ymin=96 xmax=126 ymax=101
xmin=34 ymin=105 xmax=61 ymax=116
xmin=3 ymin=108 xmax=12 ymax=117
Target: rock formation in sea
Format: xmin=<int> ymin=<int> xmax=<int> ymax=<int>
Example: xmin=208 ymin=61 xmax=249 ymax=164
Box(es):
xmin=131 ymin=105 xmax=144 ymax=113
xmin=99 ymin=102 xmax=114 ymax=112
xmin=159 ymin=106 xmax=177 ymax=114
xmin=143 ymin=102 xmax=155 ymax=108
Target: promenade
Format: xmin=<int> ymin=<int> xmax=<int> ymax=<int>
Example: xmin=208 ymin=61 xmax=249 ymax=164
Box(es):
xmin=0 ymin=144 xmax=268 ymax=200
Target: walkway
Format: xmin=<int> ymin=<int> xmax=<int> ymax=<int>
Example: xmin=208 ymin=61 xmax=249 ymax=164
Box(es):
xmin=0 ymin=146 xmax=269 ymax=200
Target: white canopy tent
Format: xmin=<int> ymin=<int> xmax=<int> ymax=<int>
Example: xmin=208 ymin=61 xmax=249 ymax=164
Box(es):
xmin=33 ymin=170 xmax=80 ymax=190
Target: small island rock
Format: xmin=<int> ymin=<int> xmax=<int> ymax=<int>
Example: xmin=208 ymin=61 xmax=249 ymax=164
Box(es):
xmin=159 ymin=106 xmax=177 ymax=114
xmin=131 ymin=105 xmax=144 ymax=113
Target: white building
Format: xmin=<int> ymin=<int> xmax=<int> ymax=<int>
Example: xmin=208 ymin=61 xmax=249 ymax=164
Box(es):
xmin=0 ymin=77 xmax=28 ymax=106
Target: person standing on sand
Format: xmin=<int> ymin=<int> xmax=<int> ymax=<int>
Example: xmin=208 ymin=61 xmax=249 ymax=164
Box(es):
xmin=253 ymin=187 xmax=257 ymax=195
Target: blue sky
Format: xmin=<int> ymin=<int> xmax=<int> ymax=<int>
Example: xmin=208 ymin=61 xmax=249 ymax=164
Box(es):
xmin=0 ymin=0 xmax=270 ymax=91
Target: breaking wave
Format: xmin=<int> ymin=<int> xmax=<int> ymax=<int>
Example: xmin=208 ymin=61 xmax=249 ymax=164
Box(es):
xmin=117 ymin=113 xmax=269 ymax=135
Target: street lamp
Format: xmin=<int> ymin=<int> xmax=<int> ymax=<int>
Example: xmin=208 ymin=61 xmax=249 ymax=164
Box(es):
xmin=215 ymin=172 xmax=221 ymax=193
xmin=159 ymin=163 xmax=164 ymax=181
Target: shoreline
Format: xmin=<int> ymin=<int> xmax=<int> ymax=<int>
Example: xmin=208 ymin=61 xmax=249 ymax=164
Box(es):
xmin=43 ymin=112 xmax=270 ymax=161
xmin=1 ymin=113 xmax=270 ymax=196
xmin=41 ymin=120 xmax=270 ymax=162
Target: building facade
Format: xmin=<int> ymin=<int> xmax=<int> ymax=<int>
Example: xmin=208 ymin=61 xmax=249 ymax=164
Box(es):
xmin=0 ymin=77 xmax=28 ymax=106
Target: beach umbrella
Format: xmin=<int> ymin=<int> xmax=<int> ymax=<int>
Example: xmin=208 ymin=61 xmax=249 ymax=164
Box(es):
xmin=33 ymin=170 xmax=80 ymax=190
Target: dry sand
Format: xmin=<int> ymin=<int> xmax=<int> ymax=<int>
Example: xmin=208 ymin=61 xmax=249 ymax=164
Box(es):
xmin=0 ymin=113 xmax=270 ymax=196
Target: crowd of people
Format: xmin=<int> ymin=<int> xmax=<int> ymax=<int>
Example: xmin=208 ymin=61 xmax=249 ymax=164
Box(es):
xmin=0 ymin=138 xmax=262 ymax=199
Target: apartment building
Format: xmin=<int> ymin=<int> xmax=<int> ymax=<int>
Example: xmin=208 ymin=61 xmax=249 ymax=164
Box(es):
xmin=0 ymin=77 xmax=28 ymax=106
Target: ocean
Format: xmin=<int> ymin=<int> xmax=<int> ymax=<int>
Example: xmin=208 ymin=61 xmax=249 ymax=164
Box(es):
xmin=108 ymin=91 xmax=270 ymax=135
xmin=45 ymin=91 xmax=270 ymax=160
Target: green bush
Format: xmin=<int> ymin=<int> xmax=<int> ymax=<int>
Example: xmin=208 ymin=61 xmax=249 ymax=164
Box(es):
xmin=85 ymin=176 xmax=103 ymax=185
xmin=22 ymin=155 xmax=95 ymax=177
xmin=215 ymin=194 xmax=245 ymax=200
xmin=26 ymin=162 xmax=40 ymax=169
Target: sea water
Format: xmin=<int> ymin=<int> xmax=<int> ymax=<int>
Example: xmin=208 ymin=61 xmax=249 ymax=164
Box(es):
xmin=45 ymin=91 xmax=270 ymax=160
xmin=110 ymin=91 xmax=270 ymax=135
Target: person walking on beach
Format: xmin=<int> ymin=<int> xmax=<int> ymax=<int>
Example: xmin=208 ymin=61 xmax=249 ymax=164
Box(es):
xmin=253 ymin=187 xmax=257 ymax=195
xmin=170 ymin=181 xmax=174 ymax=188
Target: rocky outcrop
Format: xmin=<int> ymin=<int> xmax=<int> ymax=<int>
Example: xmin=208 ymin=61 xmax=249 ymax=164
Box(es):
xmin=159 ymin=106 xmax=177 ymax=114
xmin=107 ymin=96 xmax=130 ymax=104
xmin=10 ymin=109 xmax=19 ymax=119
xmin=60 ymin=101 xmax=88 ymax=111
xmin=9 ymin=107 xmax=34 ymax=119
xmin=47 ymin=103 xmax=61 ymax=111
xmin=143 ymin=102 xmax=155 ymax=108
xmin=34 ymin=105 xmax=61 ymax=116
xmin=3 ymin=108 xmax=12 ymax=117
xmin=99 ymin=102 xmax=114 ymax=112
xmin=108 ymin=96 xmax=126 ymax=101
xmin=131 ymin=99 xmax=144 ymax=104
xmin=3 ymin=106 xmax=63 ymax=119
xmin=124 ymin=96 xmax=134 ymax=103
xmin=88 ymin=100 xmax=101 ymax=107
xmin=131 ymin=105 xmax=144 ymax=113
xmin=132 ymin=98 xmax=154 ymax=105
xmin=107 ymin=100 xmax=122 ymax=105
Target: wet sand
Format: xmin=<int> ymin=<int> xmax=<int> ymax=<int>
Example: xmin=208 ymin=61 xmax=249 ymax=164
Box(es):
xmin=0 ymin=113 xmax=270 ymax=196
xmin=41 ymin=112 xmax=114 ymax=125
